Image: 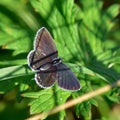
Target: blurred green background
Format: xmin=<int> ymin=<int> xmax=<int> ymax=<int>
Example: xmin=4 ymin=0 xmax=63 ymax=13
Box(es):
xmin=0 ymin=0 xmax=120 ymax=120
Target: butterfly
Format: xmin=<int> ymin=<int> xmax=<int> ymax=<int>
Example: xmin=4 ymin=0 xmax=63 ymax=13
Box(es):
xmin=27 ymin=27 xmax=80 ymax=91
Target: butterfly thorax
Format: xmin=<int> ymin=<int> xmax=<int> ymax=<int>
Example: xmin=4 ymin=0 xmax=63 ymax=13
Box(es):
xmin=40 ymin=58 xmax=61 ymax=71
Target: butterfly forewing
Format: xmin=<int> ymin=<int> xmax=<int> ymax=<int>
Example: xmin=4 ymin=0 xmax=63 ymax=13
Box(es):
xmin=34 ymin=27 xmax=58 ymax=58
xmin=27 ymin=27 xmax=58 ymax=71
xmin=57 ymin=63 xmax=80 ymax=91
xmin=28 ymin=50 xmax=51 ymax=71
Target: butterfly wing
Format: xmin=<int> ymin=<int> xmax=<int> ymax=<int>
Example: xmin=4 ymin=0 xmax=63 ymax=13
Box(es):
xmin=35 ymin=67 xmax=57 ymax=88
xmin=27 ymin=27 xmax=58 ymax=71
xmin=34 ymin=27 xmax=57 ymax=55
xmin=57 ymin=63 xmax=80 ymax=91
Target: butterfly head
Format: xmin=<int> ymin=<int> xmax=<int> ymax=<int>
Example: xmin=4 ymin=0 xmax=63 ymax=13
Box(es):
xmin=51 ymin=58 xmax=62 ymax=66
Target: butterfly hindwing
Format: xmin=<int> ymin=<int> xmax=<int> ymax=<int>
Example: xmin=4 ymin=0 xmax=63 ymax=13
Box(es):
xmin=35 ymin=67 xmax=57 ymax=88
xmin=57 ymin=63 xmax=80 ymax=91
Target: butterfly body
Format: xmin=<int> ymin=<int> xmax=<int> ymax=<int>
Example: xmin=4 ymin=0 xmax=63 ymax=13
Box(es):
xmin=27 ymin=27 xmax=80 ymax=91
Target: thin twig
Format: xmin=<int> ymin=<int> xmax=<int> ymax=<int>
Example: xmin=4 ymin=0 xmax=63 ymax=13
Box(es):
xmin=26 ymin=80 xmax=120 ymax=120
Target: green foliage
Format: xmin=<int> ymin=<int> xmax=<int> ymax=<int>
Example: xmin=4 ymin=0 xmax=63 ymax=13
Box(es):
xmin=0 ymin=0 xmax=120 ymax=119
xmin=23 ymin=86 xmax=71 ymax=119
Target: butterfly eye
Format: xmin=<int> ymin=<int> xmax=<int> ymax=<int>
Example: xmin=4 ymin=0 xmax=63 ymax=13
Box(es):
xmin=51 ymin=58 xmax=61 ymax=66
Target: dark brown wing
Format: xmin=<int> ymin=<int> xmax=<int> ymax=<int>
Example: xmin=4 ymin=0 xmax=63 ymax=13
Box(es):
xmin=57 ymin=63 xmax=80 ymax=91
xmin=35 ymin=67 xmax=57 ymax=88
xmin=34 ymin=27 xmax=57 ymax=56
xmin=27 ymin=27 xmax=58 ymax=71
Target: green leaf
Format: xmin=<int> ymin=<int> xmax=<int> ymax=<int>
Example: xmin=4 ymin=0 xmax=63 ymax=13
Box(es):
xmin=106 ymin=88 xmax=120 ymax=103
xmin=0 ymin=65 xmax=33 ymax=93
xmin=105 ymin=4 xmax=120 ymax=20
xmin=0 ymin=65 xmax=32 ymax=80
xmin=0 ymin=26 xmax=32 ymax=55
xmin=23 ymin=87 xmax=71 ymax=114
xmin=76 ymin=101 xmax=91 ymax=117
